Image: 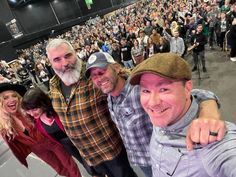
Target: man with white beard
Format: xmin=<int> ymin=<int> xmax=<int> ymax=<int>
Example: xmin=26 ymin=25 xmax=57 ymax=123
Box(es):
xmin=46 ymin=39 xmax=137 ymax=177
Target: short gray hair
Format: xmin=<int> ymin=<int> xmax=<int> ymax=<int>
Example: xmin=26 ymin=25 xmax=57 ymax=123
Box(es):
xmin=46 ymin=38 xmax=75 ymax=56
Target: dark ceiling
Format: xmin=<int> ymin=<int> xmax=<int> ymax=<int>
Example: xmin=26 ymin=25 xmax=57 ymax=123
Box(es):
xmin=7 ymin=0 xmax=42 ymax=8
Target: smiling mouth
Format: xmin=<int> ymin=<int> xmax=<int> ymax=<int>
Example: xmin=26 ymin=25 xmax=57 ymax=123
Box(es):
xmin=8 ymin=104 xmax=17 ymax=111
xmin=98 ymin=80 xmax=111 ymax=88
xmin=150 ymin=107 xmax=169 ymax=114
xmin=100 ymin=81 xmax=109 ymax=86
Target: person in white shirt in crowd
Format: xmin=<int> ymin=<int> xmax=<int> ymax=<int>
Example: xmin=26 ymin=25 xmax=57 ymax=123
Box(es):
xmin=163 ymin=26 xmax=185 ymax=57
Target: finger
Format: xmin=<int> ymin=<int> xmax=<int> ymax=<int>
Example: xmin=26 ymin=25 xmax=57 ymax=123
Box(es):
xmin=208 ymin=120 xmax=218 ymax=143
xmin=186 ymin=131 xmax=194 ymax=151
xmin=189 ymin=120 xmax=201 ymax=144
xmin=208 ymin=131 xmax=218 ymax=143
xmin=199 ymin=122 xmax=210 ymax=145
xmin=209 ymin=120 xmax=225 ymax=141
xmin=208 ymin=132 xmax=218 ymax=143
xmin=216 ymin=123 xmax=226 ymax=141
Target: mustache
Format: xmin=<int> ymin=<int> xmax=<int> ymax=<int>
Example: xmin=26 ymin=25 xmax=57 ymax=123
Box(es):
xmin=62 ymin=64 xmax=76 ymax=73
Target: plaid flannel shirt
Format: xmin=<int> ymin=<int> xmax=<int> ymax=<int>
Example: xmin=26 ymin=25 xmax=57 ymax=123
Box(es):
xmin=49 ymin=69 xmax=123 ymax=166
xmin=108 ymin=81 xmax=152 ymax=167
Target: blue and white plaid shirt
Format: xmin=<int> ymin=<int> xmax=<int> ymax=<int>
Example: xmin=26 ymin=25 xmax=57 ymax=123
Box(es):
xmin=108 ymin=80 xmax=152 ymax=166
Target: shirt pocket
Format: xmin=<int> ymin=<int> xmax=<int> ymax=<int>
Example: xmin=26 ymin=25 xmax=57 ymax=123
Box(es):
xmin=120 ymin=107 xmax=141 ymax=127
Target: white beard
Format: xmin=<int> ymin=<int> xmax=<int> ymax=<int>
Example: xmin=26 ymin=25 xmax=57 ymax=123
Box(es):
xmin=54 ymin=59 xmax=82 ymax=86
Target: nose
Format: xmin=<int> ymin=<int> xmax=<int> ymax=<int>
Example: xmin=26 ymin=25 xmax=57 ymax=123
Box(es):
xmin=148 ymin=92 xmax=161 ymax=107
xmin=92 ymin=74 xmax=103 ymax=84
xmin=97 ymin=75 xmax=104 ymax=82
xmin=61 ymin=58 xmax=70 ymax=68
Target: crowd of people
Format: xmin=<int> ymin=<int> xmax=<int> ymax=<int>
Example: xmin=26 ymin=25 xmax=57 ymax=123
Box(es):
xmin=0 ymin=0 xmax=236 ymax=88
xmin=0 ymin=0 xmax=236 ymax=177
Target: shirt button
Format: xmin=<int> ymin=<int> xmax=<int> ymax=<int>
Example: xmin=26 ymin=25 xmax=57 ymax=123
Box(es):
xmin=160 ymin=130 xmax=166 ymax=134
xmin=158 ymin=144 xmax=162 ymax=148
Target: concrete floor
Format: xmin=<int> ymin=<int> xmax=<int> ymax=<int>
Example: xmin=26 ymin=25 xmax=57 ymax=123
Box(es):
xmin=186 ymin=47 xmax=236 ymax=123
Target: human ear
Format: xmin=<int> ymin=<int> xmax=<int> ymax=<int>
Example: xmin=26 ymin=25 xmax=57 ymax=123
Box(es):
xmin=112 ymin=63 xmax=122 ymax=73
xmin=185 ymin=80 xmax=193 ymax=97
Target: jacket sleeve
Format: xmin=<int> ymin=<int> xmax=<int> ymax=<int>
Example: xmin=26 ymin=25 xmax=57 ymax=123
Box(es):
xmin=191 ymin=89 xmax=220 ymax=108
xmin=163 ymin=29 xmax=172 ymax=41
xmin=55 ymin=115 xmax=66 ymax=132
xmin=201 ymin=122 xmax=236 ymax=177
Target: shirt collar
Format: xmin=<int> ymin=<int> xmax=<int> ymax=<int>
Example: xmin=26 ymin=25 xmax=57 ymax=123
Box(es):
xmin=119 ymin=78 xmax=132 ymax=97
xmin=110 ymin=76 xmax=132 ymax=99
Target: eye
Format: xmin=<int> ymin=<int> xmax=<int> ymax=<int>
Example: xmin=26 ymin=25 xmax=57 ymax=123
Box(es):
xmin=12 ymin=93 xmax=18 ymax=97
xmin=3 ymin=96 xmax=8 ymax=100
xmin=141 ymin=88 xmax=150 ymax=94
xmin=159 ymin=88 xmax=169 ymax=92
xmin=91 ymin=70 xmax=106 ymax=78
xmin=53 ymin=57 xmax=61 ymax=62
xmin=65 ymin=53 xmax=73 ymax=59
xmin=97 ymin=71 xmax=106 ymax=76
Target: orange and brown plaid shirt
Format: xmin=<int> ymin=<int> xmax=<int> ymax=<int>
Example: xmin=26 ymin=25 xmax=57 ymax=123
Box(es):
xmin=49 ymin=70 xmax=123 ymax=166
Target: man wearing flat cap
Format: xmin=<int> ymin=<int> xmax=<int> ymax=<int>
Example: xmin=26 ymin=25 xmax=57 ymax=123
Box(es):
xmin=86 ymin=52 xmax=226 ymax=177
xmin=129 ymin=53 xmax=236 ymax=177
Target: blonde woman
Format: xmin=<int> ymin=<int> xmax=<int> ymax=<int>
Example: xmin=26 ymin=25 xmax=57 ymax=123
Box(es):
xmin=0 ymin=83 xmax=82 ymax=177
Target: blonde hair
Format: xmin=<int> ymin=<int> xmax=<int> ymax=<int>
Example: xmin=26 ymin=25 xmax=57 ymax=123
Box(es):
xmin=110 ymin=63 xmax=131 ymax=78
xmin=0 ymin=91 xmax=31 ymax=139
xmin=119 ymin=66 xmax=131 ymax=77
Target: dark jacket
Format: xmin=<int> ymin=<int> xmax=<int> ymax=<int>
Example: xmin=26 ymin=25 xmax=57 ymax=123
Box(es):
xmin=159 ymin=42 xmax=170 ymax=53
xmin=191 ymin=32 xmax=207 ymax=53
xmin=229 ymin=24 xmax=236 ymax=46
xmin=146 ymin=44 xmax=160 ymax=57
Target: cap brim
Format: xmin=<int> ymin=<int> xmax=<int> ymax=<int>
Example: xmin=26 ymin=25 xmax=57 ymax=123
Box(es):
xmin=0 ymin=83 xmax=27 ymax=96
xmin=129 ymin=53 xmax=192 ymax=85
xmin=130 ymin=71 xmax=171 ymax=85
xmin=130 ymin=69 xmax=188 ymax=85
xmin=85 ymin=63 xmax=108 ymax=78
